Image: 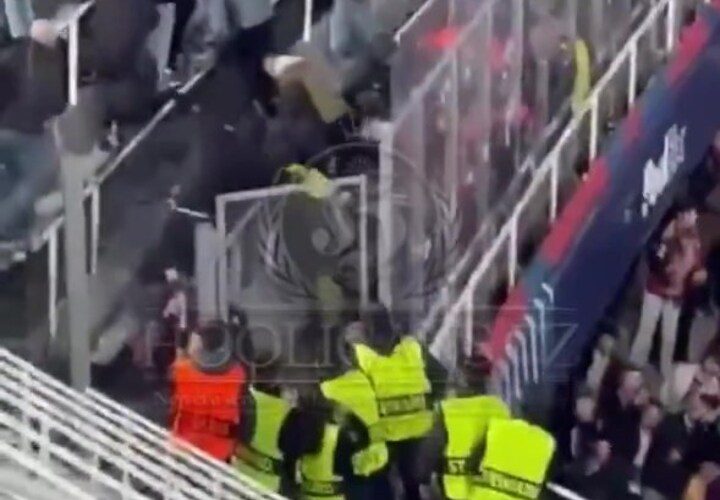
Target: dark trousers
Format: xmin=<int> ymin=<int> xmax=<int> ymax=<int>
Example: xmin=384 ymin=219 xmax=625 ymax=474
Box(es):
xmin=389 ymin=439 xmax=423 ymax=500
xmin=155 ymin=0 xmax=197 ymax=68
xmin=219 ymin=20 xmax=277 ymax=108
xmin=345 ymin=468 xmax=393 ymax=500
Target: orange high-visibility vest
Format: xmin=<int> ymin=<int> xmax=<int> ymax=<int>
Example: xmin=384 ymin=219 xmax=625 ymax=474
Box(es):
xmin=171 ymin=358 xmax=247 ymax=460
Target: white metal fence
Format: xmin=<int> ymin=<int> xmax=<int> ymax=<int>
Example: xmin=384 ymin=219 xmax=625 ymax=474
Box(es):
xmin=37 ymin=2 xmax=213 ymax=340
xmin=378 ymin=0 xmax=672 ymax=326
xmin=214 ymin=175 xmax=370 ymax=321
xmin=0 ymin=347 xmax=281 ymax=499
xmin=424 ymin=0 xmax=682 ymax=401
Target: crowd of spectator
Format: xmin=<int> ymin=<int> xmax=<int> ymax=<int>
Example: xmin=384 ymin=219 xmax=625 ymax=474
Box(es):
xmin=554 ymin=140 xmax=720 ymax=499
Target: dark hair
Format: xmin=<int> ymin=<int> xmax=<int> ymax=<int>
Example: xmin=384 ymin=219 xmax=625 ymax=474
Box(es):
xmin=199 ymin=322 xmax=227 ymax=352
xmin=362 ymin=303 xmax=397 ymax=354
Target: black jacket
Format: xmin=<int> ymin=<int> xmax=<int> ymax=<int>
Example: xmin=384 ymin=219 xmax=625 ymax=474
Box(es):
xmin=641 ymin=414 xmax=697 ymax=498
xmin=78 ymin=0 xmax=159 ymax=79
xmin=0 ymin=39 xmax=67 ymax=134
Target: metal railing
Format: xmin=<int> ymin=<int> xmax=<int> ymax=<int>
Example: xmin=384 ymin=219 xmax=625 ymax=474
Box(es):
xmin=0 ymin=439 xmax=95 ymax=500
xmin=425 ymin=0 xmax=682 ymax=392
xmin=0 ymin=347 xmax=281 ymax=499
xmin=40 ymin=2 xmax=213 ymax=339
xmin=377 ymin=0 xmax=672 ymax=325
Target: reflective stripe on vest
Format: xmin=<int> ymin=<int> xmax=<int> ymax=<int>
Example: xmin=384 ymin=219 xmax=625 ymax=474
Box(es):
xmin=470 ymin=419 xmax=555 ymax=500
xmin=233 ymin=388 xmax=290 ymax=492
xmin=354 ymin=337 xmax=432 ymax=441
xmin=300 ymin=425 xmax=344 ymax=500
xmin=320 ymin=370 xmax=389 ymax=476
xmin=440 ymin=396 xmax=511 ymax=499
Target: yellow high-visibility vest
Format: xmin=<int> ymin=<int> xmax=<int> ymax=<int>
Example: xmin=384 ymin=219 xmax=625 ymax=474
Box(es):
xmin=300 ymin=424 xmax=345 ymax=500
xmin=233 ymin=388 xmax=291 ymax=492
xmin=571 ymin=39 xmax=591 ymax=115
xmin=470 ymin=419 xmax=555 ymax=500
xmin=320 ymin=370 xmax=389 ymax=476
xmin=353 ymin=337 xmax=432 ymax=441
xmin=440 ymin=396 xmax=510 ymax=499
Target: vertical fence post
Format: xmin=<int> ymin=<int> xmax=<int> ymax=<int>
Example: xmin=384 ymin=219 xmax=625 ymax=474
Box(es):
xmin=447 ymin=53 xmax=460 ymax=215
xmin=516 ymin=329 xmax=529 ymax=385
xmin=68 ymin=18 xmax=79 ymax=107
xmin=48 ymin=228 xmax=58 ymax=339
xmin=525 ymin=315 xmax=538 ymax=383
xmin=628 ymin=40 xmax=638 ymax=108
xmin=549 ymin=152 xmax=559 ymax=222
xmin=89 ymin=187 xmax=100 ymax=275
xmin=508 ymin=215 xmax=518 ymax=288
xmin=214 ymin=198 xmax=228 ymax=321
xmin=303 ymin=0 xmax=313 ymax=42
xmin=378 ymin=124 xmax=394 ymax=309
xmin=464 ymin=293 xmax=473 ymax=360
xmin=666 ymin=0 xmax=677 ymax=54
xmin=589 ymin=95 xmax=599 ymax=160
xmin=359 ymin=174 xmax=369 ymax=309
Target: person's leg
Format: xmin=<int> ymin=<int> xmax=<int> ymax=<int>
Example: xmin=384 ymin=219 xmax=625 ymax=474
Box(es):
xmin=630 ymin=291 xmax=664 ymax=367
xmin=660 ymin=299 xmax=681 ymax=380
xmin=169 ymin=0 xmax=196 ymax=69
xmin=394 ymin=439 xmax=422 ymax=500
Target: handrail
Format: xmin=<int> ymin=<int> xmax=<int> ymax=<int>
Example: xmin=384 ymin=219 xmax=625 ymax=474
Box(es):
xmin=0 ymin=364 xmax=209 ymax=499
xmin=0 ymin=348 xmax=281 ymax=499
xmin=0 ymin=439 xmax=95 ymax=500
xmin=427 ymin=0 xmax=677 ymax=367
xmin=0 ymin=410 xmax=147 ymax=500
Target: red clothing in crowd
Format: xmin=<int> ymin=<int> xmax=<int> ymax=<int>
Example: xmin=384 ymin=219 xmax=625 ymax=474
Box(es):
xmin=171 ymin=357 xmax=247 ymax=461
xmin=646 ymin=222 xmax=702 ymax=301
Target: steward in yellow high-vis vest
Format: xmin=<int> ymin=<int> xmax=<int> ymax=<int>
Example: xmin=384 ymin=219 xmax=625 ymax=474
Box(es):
xmin=439 ymin=395 xmax=510 ymax=499
xmin=233 ymin=387 xmax=292 ymax=492
xmin=353 ymin=336 xmax=433 ymax=442
xmin=300 ymin=423 xmax=345 ymax=500
xmin=470 ymin=419 xmax=556 ymax=500
xmin=320 ymin=369 xmax=389 ymax=477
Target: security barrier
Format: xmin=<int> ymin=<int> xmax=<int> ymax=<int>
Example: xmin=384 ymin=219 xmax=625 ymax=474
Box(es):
xmin=378 ymin=0 xmax=670 ymax=326
xmin=0 ymin=347 xmax=282 ymax=499
xmin=422 ymin=0 xmax=686 ymax=404
xmin=214 ymin=175 xmax=370 ymax=321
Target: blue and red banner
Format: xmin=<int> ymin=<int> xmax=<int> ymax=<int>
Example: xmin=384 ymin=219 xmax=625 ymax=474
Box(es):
xmin=489 ymin=1 xmax=720 ymax=373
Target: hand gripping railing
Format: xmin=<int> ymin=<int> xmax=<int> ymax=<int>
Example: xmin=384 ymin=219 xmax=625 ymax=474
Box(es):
xmin=0 ymin=348 xmax=282 ymax=499
xmin=426 ymin=0 xmax=681 ymax=379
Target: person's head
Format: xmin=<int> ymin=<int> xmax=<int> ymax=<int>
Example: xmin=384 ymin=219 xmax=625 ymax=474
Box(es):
xmin=676 ymin=204 xmax=699 ymax=231
xmin=575 ymin=393 xmax=596 ymax=424
xmin=618 ymin=369 xmax=644 ymax=404
xmin=686 ymin=389 xmax=713 ymax=422
xmin=455 ymin=350 xmax=492 ymax=395
xmin=189 ymin=321 xmax=233 ymax=371
xmin=359 ymin=303 xmax=397 ymax=354
xmin=641 ymin=399 xmax=664 ymax=430
xmin=702 ymin=354 xmax=720 ymax=379
xmin=594 ymin=440 xmax=612 ymax=465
